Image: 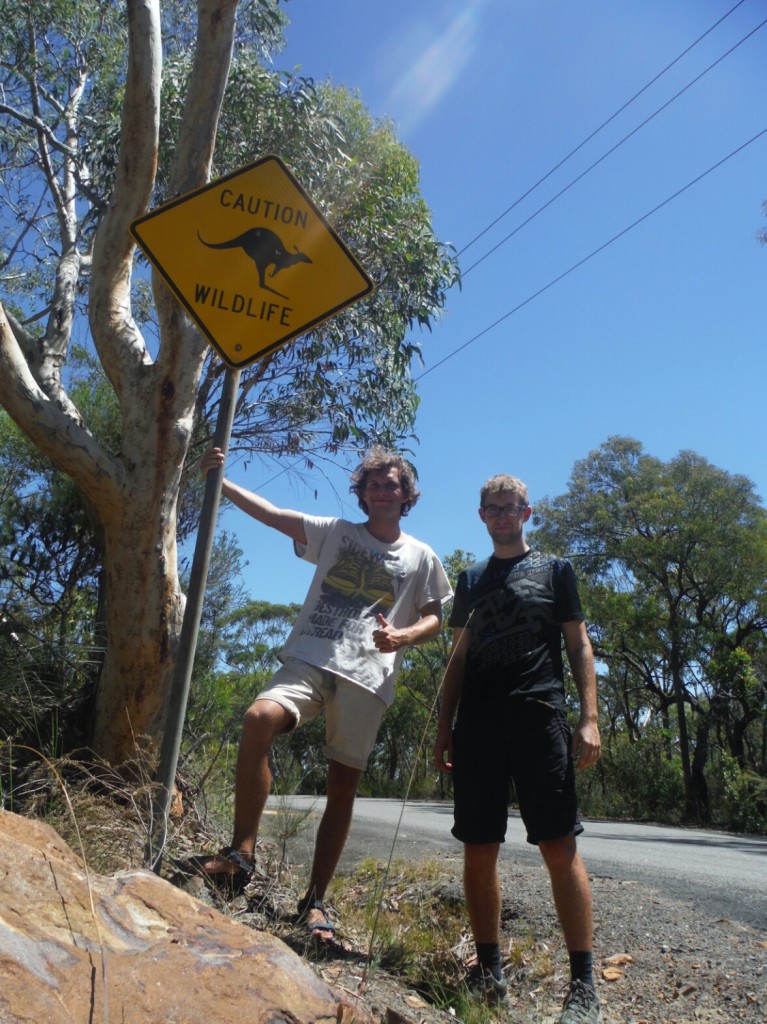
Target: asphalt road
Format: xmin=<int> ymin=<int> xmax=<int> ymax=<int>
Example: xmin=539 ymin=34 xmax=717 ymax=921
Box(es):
xmin=265 ymin=796 xmax=767 ymax=930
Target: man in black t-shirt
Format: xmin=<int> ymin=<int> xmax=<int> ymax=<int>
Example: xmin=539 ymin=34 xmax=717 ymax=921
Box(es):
xmin=434 ymin=474 xmax=603 ymax=1024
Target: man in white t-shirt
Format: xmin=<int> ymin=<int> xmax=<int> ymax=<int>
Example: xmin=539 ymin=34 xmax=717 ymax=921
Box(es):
xmin=191 ymin=445 xmax=452 ymax=939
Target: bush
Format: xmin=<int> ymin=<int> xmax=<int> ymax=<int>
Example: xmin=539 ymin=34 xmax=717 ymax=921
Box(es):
xmin=708 ymin=751 xmax=767 ymax=834
xmin=578 ymin=729 xmax=685 ymax=822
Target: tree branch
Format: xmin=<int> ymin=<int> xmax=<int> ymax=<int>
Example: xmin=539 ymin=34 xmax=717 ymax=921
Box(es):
xmin=0 ymin=103 xmax=79 ymax=162
xmin=0 ymin=301 xmax=121 ymax=511
xmin=153 ymin=0 xmax=240 ymax=387
xmin=89 ymin=0 xmax=162 ymax=394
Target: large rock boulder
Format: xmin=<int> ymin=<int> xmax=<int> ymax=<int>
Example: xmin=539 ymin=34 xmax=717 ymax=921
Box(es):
xmin=0 ymin=810 xmax=372 ymax=1024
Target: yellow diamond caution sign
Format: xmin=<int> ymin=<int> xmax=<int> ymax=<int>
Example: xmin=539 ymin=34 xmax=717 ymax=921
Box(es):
xmin=130 ymin=155 xmax=374 ymax=369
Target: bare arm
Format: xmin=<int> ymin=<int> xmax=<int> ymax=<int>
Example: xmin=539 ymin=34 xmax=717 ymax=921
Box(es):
xmin=371 ymin=599 xmax=443 ymax=653
xmin=433 ymin=626 xmax=469 ymax=773
xmin=562 ymin=619 xmax=601 ymax=769
xmin=200 ymin=447 xmax=307 ymax=545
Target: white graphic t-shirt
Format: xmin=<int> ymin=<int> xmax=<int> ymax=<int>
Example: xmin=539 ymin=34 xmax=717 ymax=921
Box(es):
xmin=280 ymin=516 xmax=452 ymax=706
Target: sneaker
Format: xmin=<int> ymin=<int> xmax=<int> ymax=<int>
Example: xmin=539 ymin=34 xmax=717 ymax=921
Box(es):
xmin=464 ymin=963 xmax=509 ymax=1006
xmin=559 ymin=979 xmax=602 ymax=1023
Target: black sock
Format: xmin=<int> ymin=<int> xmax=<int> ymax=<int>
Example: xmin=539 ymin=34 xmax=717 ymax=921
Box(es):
xmin=476 ymin=942 xmax=502 ymax=981
xmin=568 ymin=950 xmax=594 ymax=989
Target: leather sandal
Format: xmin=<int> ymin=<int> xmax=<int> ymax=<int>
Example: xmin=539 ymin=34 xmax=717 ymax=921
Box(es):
xmin=296 ymin=894 xmax=336 ymax=939
xmin=176 ymin=846 xmax=255 ymax=889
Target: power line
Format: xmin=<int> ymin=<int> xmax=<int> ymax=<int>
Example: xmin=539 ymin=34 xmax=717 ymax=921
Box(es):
xmin=416 ymin=127 xmax=767 ymax=383
xmin=461 ymin=13 xmax=767 ymax=279
xmin=457 ymin=0 xmax=749 ymax=259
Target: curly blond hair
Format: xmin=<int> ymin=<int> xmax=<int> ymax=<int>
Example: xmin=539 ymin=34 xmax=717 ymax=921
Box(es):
xmin=349 ymin=446 xmax=421 ymax=517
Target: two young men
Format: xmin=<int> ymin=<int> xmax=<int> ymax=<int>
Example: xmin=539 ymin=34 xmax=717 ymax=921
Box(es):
xmin=435 ymin=473 xmax=602 ymax=1024
xmin=196 ymin=449 xmax=601 ymax=1020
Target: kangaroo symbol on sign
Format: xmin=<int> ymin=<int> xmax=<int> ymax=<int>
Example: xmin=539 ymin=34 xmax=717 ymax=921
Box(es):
xmin=197 ymin=227 xmax=313 ymax=300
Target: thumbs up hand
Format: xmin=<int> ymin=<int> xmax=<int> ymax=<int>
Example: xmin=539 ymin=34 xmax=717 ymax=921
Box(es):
xmin=372 ymin=613 xmax=406 ymax=653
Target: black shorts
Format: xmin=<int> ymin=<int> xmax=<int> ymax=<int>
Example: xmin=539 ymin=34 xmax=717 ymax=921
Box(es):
xmin=451 ymin=698 xmax=582 ymax=846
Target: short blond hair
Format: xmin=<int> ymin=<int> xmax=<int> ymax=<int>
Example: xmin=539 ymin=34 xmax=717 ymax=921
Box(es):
xmin=480 ymin=474 xmax=529 ymax=507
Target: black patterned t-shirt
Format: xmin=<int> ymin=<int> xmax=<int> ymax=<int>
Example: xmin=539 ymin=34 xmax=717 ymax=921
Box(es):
xmin=449 ymin=550 xmax=583 ymax=708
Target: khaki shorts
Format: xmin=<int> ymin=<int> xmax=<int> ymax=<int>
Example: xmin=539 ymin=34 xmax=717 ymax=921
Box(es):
xmin=256 ymin=657 xmax=386 ymax=771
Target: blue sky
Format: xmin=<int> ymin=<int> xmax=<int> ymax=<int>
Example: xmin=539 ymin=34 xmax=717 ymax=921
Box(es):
xmin=211 ymin=0 xmax=766 ymax=605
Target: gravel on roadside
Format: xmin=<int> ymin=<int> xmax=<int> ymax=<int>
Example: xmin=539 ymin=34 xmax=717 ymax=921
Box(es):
xmin=303 ymin=864 xmax=766 ymax=1024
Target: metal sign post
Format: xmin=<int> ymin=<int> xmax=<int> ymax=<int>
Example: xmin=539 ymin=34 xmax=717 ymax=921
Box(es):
xmin=146 ymin=367 xmax=240 ymax=872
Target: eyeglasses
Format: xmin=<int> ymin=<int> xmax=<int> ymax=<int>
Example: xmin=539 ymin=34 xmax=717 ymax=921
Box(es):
xmin=481 ymin=503 xmax=527 ymax=518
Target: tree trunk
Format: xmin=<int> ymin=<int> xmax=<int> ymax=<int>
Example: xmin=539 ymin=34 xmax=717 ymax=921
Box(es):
xmin=90 ymin=484 xmax=185 ymax=762
xmin=690 ymin=717 xmax=710 ymax=822
xmin=668 ymin=620 xmax=696 ymax=820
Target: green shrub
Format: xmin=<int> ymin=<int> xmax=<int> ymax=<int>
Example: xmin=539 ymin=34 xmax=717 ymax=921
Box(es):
xmin=709 ymin=751 xmax=767 ymax=833
xmin=578 ymin=729 xmax=685 ymax=822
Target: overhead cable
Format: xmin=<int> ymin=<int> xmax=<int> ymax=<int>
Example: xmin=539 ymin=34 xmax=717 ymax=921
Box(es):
xmin=457 ymin=0 xmax=749 ymax=259
xmin=461 ymin=13 xmax=767 ymax=279
xmin=416 ymin=127 xmax=767 ymax=382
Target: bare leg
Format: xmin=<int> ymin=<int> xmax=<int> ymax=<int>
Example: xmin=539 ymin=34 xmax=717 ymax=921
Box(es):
xmin=464 ymin=842 xmax=502 ymax=945
xmin=538 ymin=834 xmax=593 ymax=952
xmin=302 ymin=759 xmax=362 ymax=939
xmin=199 ymin=698 xmax=293 ymax=874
